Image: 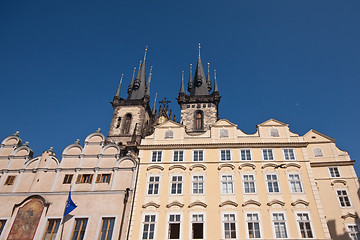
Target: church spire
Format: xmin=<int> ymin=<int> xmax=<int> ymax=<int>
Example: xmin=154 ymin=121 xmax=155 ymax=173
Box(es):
xmin=214 ymin=69 xmax=219 ymax=92
xmin=128 ymin=47 xmax=149 ymax=100
xmin=187 ymin=64 xmax=193 ymax=92
xmin=145 ymin=66 xmax=152 ymax=97
xmin=127 ymin=67 xmax=136 ymax=95
xmin=206 ymin=62 xmax=212 ymax=91
xmin=190 ymin=44 xmax=209 ymax=96
xmin=115 ymin=74 xmax=123 ymax=97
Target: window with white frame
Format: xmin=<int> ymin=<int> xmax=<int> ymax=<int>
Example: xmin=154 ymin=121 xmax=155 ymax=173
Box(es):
xmin=173 ymin=150 xmax=184 ymax=162
xmin=192 ymin=175 xmax=204 ymax=194
xmin=151 ymin=151 xmax=162 ymax=162
xmin=220 ymin=129 xmax=229 ymax=138
xmin=71 ymin=218 xmax=88 ymax=240
xmin=313 ymin=148 xmax=323 ymax=157
xmin=99 ymin=217 xmax=115 ymax=240
xmin=270 ymin=128 xmax=280 ymax=137
xmin=283 ymin=148 xmax=295 ymax=160
xmin=42 ymin=218 xmax=61 ymax=240
xmin=329 ymin=167 xmax=340 ymax=178
xmin=272 ymin=213 xmax=288 ymax=238
xmin=266 ymin=174 xmax=280 ymax=193
xmin=223 ymin=214 xmax=236 ymax=239
xmin=336 ymin=190 xmax=351 ymax=207
xmin=220 ymin=150 xmax=232 ymax=161
xmin=168 ymin=214 xmax=181 ymax=239
xmin=142 ymin=214 xmax=156 ymax=239
xmin=296 ymin=213 xmax=313 ymax=238
xmin=243 ymin=174 xmax=256 ymax=193
xmin=193 ymin=150 xmax=204 ymax=162
xmin=347 ymin=224 xmax=360 ymax=240
xmin=221 ymin=175 xmax=234 ymax=194
xmin=288 ymin=174 xmax=303 ymax=193
xmin=240 ymin=149 xmax=252 ymax=161
xmin=165 ymin=130 xmax=174 ymax=139
xmin=191 ymin=214 xmax=204 ymax=239
xmin=147 ymin=176 xmax=160 ymax=195
xmin=170 ymin=176 xmax=183 ymax=195
xmin=246 ymin=213 xmax=261 ymax=238
xmin=263 ymin=149 xmax=274 ymax=160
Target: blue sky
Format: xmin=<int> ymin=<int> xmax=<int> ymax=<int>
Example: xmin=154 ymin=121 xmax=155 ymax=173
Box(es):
xmin=1 ymin=0 xmax=359 ymax=174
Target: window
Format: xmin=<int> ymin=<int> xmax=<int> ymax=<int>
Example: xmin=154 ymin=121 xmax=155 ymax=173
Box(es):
xmin=220 ymin=150 xmax=232 ymax=161
xmin=123 ymin=113 xmax=132 ymax=134
xmin=71 ymin=218 xmax=88 ymax=240
xmin=168 ymin=214 xmax=181 ymax=239
xmin=4 ymin=175 xmax=16 ymax=185
xmin=191 ymin=214 xmax=204 ymax=239
xmin=347 ymin=224 xmax=360 ymax=240
xmin=240 ymin=149 xmax=252 ymax=161
xmin=115 ymin=117 xmax=121 ymax=128
xmin=96 ymin=174 xmax=111 ymax=183
xmin=171 ymin=176 xmax=183 ymax=195
xmin=195 ymin=111 xmax=203 ymax=130
xmin=0 ymin=220 xmax=6 ymax=237
xmin=336 ymin=190 xmax=351 ymax=207
xmin=221 ymin=175 xmax=234 ymax=194
xmin=192 ymin=175 xmax=204 ymax=194
xmin=223 ymin=214 xmax=236 ymax=239
xmin=173 ymin=151 xmax=184 ymax=162
xmin=272 ymin=213 xmax=288 ymax=238
xmin=263 ymin=149 xmax=274 ymax=160
xmin=193 ymin=150 xmax=204 ymax=162
xmin=76 ymin=174 xmax=93 ymax=184
xmin=165 ymin=130 xmax=174 ymax=139
xmin=266 ymin=174 xmax=280 ymax=193
xmin=283 ymin=149 xmax=295 ymax=160
xmin=288 ymin=174 xmax=303 ymax=193
xmin=270 ymin=128 xmax=279 ymax=137
xmin=296 ymin=213 xmax=313 ymax=238
xmin=151 ymin=151 xmax=162 ymax=162
xmin=329 ymin=167 xmax=340 ymax=178
xmin=243 ymin=174 xmax=256 ymax=193
xmin=313 ymin=148 xmax=323 ymax=157
xmin=220 ymin=129 xmax=229 ymax=138
xmin=42 ymin=219 xmax=61 ymax=240
xmin=142 ymin=215 xmax=156 ymax=239
xmin=63 ymin=174 xmax=73 ymax=184
xmin=98 ymin=217 xmax=115 ymax=240
xmin=246 ymin=213 xmax=261 ymax=238
xmin=147 ymin=176 xmax=160 ymax=195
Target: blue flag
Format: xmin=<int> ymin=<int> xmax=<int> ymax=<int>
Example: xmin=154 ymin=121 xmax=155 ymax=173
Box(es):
xmin=64 ymin=190 xmax=77 ymax=216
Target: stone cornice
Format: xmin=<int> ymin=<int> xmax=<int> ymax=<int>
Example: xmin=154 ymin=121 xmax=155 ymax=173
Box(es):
xmin=139 ymin=142 xmax=308 ymax=150
xmin=310 ymin=160 xmax=355 ymax=167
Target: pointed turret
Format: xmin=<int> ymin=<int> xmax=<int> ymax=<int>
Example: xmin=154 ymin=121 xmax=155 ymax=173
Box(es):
xmin=127 ymin=68 xmax=136 ymax=95
xmin=145 ymin=66 xmax=153 ymax=97
xmin=190 ymin=44 xmax=210 ymax=96
xmin=115 ymin=74 xmax=124 ymax=97
xmin=128 ymin=47 xmax=148 ymax=100
xmin=187 ymin=64 xmax=193 ymax=92
xmin=206 ymin=63 xmax=212 ymax=92
xmin=179 ymin=71 xmax=185 ymax=94
xmin=214 ymin=69 xmax=218 ymax=92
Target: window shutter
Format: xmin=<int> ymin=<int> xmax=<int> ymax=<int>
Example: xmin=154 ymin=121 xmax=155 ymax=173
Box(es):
xmin=76 ymin=174 xmax=81 ymax=184
xmin=89 ymin=174 xmax=93 ymax=183
xmin=96 ymin=174 xmax=101 ymax=183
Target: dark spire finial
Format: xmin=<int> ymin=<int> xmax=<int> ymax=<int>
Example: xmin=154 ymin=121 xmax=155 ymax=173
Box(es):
xmin=143 ymin=46 xmax=148 ymax=62
xmin=115 ymin=74 xmax=124 ymax=97
xmin=179 ymin=71 xmax=185 ymax=94
xmin=145 ymin=66 xmax=153 ymax=97
xmin=152 ymin=92 xmax=158 ymax=115
xmin=214 ymin=69 xmax=219 ymax=92
xmin=127 ymin=67 xmax=136 ymax=94
xmin=198 ymin=43 xmax=201 ymax=58
xmin=187 ymin=64 xmax=193 ymax=92
xmin=206 ymin=63 xmax=212 ymax=91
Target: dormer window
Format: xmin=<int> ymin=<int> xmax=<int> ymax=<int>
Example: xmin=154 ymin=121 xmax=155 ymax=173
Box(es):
xmin=270 ymin=128 xmax=279 ymax=137
xmin=195 ymin=111 xmax=203 ymax=130
xmin=165 ymin=130 xmax=174 ymax=139
xmin=123 ymin=114 xmax=132 ymax=134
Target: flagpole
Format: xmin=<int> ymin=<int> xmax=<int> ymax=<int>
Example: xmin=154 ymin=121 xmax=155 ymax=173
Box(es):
xmin=60 ymin=186 xmax=71 ymax=240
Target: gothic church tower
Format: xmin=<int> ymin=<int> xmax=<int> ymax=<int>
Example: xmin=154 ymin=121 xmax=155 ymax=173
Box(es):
xmin=177 ymin=45 xmax=220 ymax=132
xmin=107 ymin=48 xmax=154 ymax=147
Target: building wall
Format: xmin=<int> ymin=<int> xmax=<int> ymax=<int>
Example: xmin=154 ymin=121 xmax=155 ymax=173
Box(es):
xmin=127 ymin=119 xmax=359 ymax=239
xmin=0 ymin=131 xmax=137 ymax=240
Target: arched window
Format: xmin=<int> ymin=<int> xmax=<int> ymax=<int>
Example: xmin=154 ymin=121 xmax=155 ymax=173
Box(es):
xmin=270 ymin=128 xmax=279 ymax=137
xmin=195 ymin=111 xmax=203 ymax=130
xmin=123 ymin=114 xmax=132 ymax=134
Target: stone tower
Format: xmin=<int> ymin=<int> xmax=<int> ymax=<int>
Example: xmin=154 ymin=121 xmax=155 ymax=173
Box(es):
xmin=107 ymin=48 xmax=154 ymax=148
xmin=177 ymin=46 xmax=221 ymax=133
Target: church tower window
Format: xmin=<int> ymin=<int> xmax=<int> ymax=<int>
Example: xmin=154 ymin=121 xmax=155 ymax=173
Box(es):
xmin=123 ymin=114 xmax=132 ymax=134
xmin=195 ymin=111 xmax=203 ymax=130
xmin=115 ymin=117 xmax=121 ymax=128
